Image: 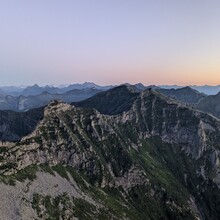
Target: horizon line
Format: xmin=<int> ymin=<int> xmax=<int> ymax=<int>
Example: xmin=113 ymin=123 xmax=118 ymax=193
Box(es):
xmin=1 ymin=82 xmax=220 ymax=88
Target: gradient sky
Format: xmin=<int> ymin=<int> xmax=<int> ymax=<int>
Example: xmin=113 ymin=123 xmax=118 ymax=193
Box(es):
xmin=0 ymin=0 xmax=220 ymax=86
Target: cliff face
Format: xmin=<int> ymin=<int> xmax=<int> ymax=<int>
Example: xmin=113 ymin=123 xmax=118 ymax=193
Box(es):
xmin=127 ymin=90 xmax=220 ymax=158
xmin=1 ymin=89 xmax=220 ymax=219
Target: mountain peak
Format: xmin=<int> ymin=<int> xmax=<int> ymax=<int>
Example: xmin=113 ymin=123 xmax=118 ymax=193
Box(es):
xmin=134 ymin=83 xmax=145 ymax=90
xmin=156 ymin=86 xmax=206 ymax=104
xmin=45 ymin=100 xmax=73 ymax=116
xmin=32 ymin=84 xmax=40 ymax=88
xmin=179 ymin=86 xmax=199 ymax=93
xmin=73 ymin=85 xmax=140 ymax=115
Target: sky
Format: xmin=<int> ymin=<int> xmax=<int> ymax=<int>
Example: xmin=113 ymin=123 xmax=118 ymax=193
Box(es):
xmin=0 ymin=0 xmax=220 ymax=86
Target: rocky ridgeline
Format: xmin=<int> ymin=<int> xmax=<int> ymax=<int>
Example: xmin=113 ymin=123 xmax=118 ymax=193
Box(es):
xmin=2 ymin=91 xmax=220 ymax=174
xmin=1 ymin=88 xmax=220 ymax=219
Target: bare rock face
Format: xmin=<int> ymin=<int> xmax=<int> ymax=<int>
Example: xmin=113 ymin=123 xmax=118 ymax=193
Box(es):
xmin=0 ymin=171 xmax=99 ymax=220
xmin=1 ymin=89 xmax=220 ymax=219
xmin=123 ymin=90 xmax=220 ymax=159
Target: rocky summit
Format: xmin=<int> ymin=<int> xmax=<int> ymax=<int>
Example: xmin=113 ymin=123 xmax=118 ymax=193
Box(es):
xmin=0 ymin=87 xmax=220 ymax=219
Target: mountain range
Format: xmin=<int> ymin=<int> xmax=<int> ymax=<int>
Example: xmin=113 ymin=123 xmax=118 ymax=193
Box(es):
xmin=156 ymin=86 xmax=207 ymax=104
xmin=1 ymin=85 xmax=220 ymax=219
xmin=159 ymin=85 xmax=220 ymax=95
xmin=0 ymin=88 xmax=102 ymax=112
xmin=1 ymin=83 xmax=220 ymax=114
xmin=0 ymin=82 xmax=113 ymax=97
xmin=1 ymin=82 xmax=220 ymax=97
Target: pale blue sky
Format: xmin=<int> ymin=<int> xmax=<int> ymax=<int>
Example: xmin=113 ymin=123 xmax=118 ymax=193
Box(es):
xmin=0 ymin=0 xmax=220 ymax=86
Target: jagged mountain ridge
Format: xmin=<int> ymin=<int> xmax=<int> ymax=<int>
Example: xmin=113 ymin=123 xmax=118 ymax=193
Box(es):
xmin=0 ymin=82 xmax=114 ymax=97
xmin=1 ymin=89 xmax=220 ymax=219
xmin=2 ymin=84 xmax=220 ymax=118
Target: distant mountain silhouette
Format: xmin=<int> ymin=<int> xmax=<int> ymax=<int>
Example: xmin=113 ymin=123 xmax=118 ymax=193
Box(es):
xmin=156 ymin=86 xmax=206 ymax=104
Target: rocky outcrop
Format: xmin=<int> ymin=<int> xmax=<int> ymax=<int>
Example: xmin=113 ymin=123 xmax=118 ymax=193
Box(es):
xmin=1 ymin=89 xmax=220 ymax=219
